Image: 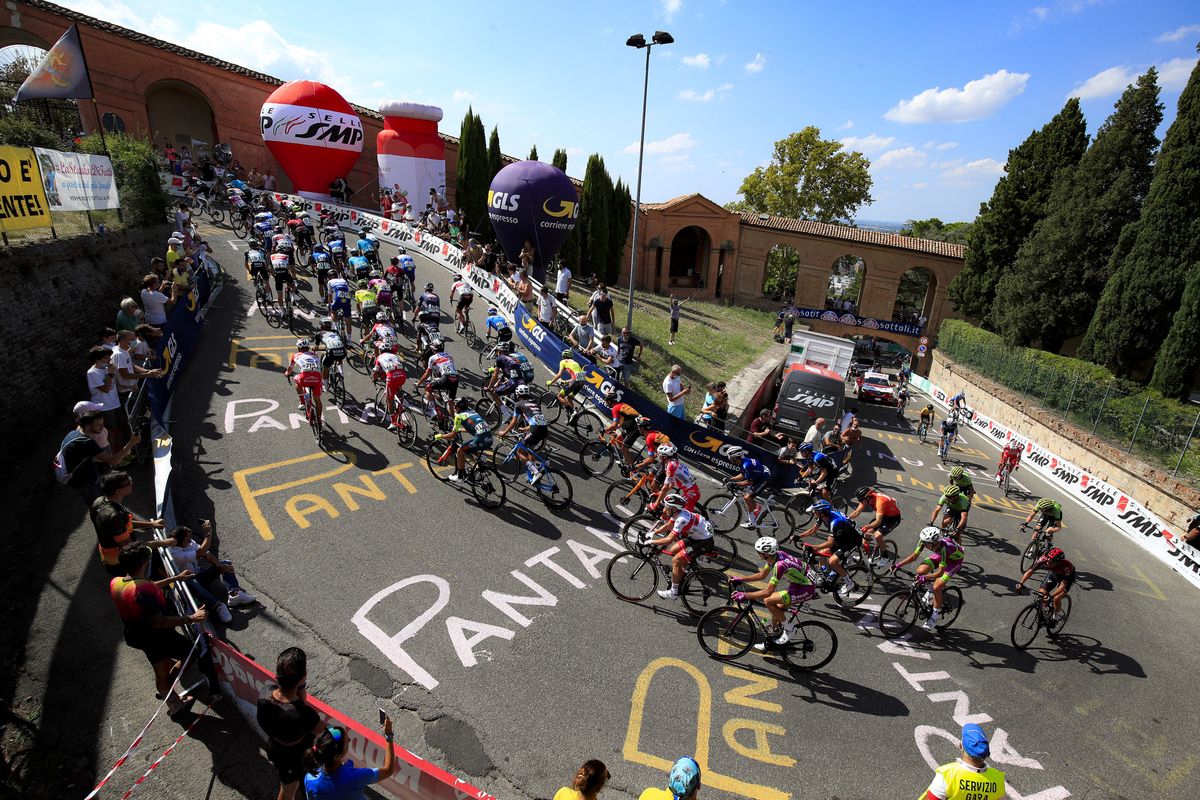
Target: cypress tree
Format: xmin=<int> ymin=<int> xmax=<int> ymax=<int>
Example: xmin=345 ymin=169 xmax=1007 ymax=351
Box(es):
xmin=949 ymin=98 xmax=1089 ymax=328
xmin=579 ymin=154 xmax=613 ymax=282
xmin=528 ymin=144 xmax=539 ymax=161
xmin=996 ymin=70 xmax=1163 ymax=351
xmin=455 ymin=108 xmax=490 ymax=244
xmin=487 ymin=125 xmax=503 ymax=181
xmin=552 ymin=148 xmax=568 ymax=172
xmin=1081 ymin=56 xmax=1200 ymax=377
xmin=606 ymin=179 xmax=633 ymax=285
xmin=1151 ymin=261 xmax=1200 ymax=397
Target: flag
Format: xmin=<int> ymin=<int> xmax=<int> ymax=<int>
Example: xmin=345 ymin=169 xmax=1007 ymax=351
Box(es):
xmin=14 ymin=24 xmax=94 ymax=102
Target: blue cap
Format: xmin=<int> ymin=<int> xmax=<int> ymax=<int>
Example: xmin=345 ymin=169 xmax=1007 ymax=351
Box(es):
xmin=668 ymin=757 xmax=701 ymax=797
xmin=961 ymin=723 xmax=990 ymax=758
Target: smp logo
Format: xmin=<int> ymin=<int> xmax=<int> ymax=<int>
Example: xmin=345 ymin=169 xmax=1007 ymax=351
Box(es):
xmin=1116 ymin=507 xmax=1160 ymax=538
xmin=785 ymin=388 xmax=835 ymax=408
xmin=1028 ymin=451 xmax=1050 ymax=467
xmin=1082 ymin=484 xmax=1116 ymax=507
xmin=521 ymin=315 xmax=547 ymax=344
xmin=1052 ymin=466 xmax=1079 ymax=485
xmin=488 ymin=190 xmax=520 ymax=211
xmin=988 ymin=426 xmax=1006 ymax=440
xmin=542 ymin=198 xmax=579 ymax=219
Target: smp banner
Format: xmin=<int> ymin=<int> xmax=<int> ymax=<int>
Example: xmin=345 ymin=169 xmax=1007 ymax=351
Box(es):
xmin=33 ymin=148 xmax=120 ymax=211
xmin=0 ymin=146 xmax=51 ymax=232
xmin=146 ymin=266 xmax=213 ymax=424
xmin=208 ymin=637 xmax=496 ymax=800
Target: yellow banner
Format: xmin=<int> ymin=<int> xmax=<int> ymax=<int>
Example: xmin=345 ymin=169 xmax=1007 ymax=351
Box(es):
xmin=0 ymin=146 xmax=52 ymax=232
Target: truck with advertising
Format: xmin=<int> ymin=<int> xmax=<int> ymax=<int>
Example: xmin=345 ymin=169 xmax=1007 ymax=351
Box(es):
xmin=784 ymin=330 xmax=855 ymax=379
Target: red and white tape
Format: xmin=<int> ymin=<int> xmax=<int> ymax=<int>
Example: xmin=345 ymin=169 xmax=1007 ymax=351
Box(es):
xmin=118 ymin=703 xmax=212 ymax=799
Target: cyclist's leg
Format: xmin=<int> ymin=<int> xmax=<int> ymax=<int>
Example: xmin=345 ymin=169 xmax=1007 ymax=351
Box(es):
xmin=763 ymin=592 xmax=787 ymax=629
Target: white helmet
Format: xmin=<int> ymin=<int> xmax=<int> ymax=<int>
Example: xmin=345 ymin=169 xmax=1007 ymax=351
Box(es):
xmin=662 ymin=494 xmax=688 ymax=510
xmin=919 ymin=526 xmax=941 ymax=544
xmin=754 ymin=537 xmax=778 ymax=556
xmin=726 ymin=446 xmax=746 ymax=460
xmin=514 ymin=384 xmax=533 ymax=397
xmin=656 ymin=443 xmax=677 ymax=458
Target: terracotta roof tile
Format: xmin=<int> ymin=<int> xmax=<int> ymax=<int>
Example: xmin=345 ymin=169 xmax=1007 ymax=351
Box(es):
xmin=738 ymin=212 xmax=966 ymax=259
xmin=640 ymin=193 xmax=702 ymax=211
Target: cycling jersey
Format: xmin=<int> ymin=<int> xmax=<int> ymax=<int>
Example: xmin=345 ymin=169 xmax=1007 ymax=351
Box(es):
xmin=312 ymin=249 xmax=331 ymax=269
xmin=514 ymin=399 xmax=547 ymax=427
xmin=671 ymin=510 xmax=713 ymax=541
xmin=427 ymin=352 xmax=458 ymax=377
xmin=938 ymin=492 xmax=971 ymax=513
xmin=644 ymin=431 xmax=672 ymax=453
xmin=611 ymin=402 xmax=639 ymax=422
xmin=398 ymin=255 xmax=416 ymax=276
xmin=246 ymin=249 xmax=266 ymax=267
xmin=327 ymin=278 xmax=351 ymax=302
xmin=664 ymin=459 xmax=697 ymax=490
xmin=940 ymin=419 xmax=958 ymax=435
xmin=290 ymin=352 xmax=320 ymax=373
xmin=951 ymin=474 xmax=975 ymax=493
xmin=318 ymin=331 xmax=345 ymax=357
xmin=810 ymin=451 xmax=838 ymax=476
xmin=822 ymin=510 xmax=858 ymax=539
xmin=367 ymin=277 xmax=388 ymax=294
xmin=913 ymin=537 xmax=965 ymax=563
xmin=486 ymin=314 xmax=510 ymax=333
xmin=556 ymin=358 xmax=582 ymax=381
xmin=368 ymin=323 xmax=398 ymax=352
xmin=866 ymin=491 xmax=902 ymax=518
xmin=1034 ymin=555 xmax=1075 ymax=577
xmin=385 ymin=265 xmax=403 ymax=285
xmin=355 ymin=289 xmax=377 ymax=307
xmin=1038 ymin=501 xmax=1063 ymax=522
xmin=919 ymin=408 xmax=935 ymax=421
xmin=452 ymin=281 xmax=473 ymax=299
xmin=270 ymin=252 xmax=291 ymax=274
xmin=768 ymin=552 xmax=812 ymax=589
xmin=418 ymin=292 xmax=441 ymax=312
xmin=451 ymin=410 xmax=491 ymax=437
xmin=349 ymin=255 xmax=371 ymax=276
xmin=1000 ymin=446 xmax=1022 ymax=466
xmin=740 ymin=456 xmax=771 ymax=480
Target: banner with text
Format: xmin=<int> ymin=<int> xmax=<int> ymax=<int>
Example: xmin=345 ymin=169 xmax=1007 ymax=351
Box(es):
xmin=797 ymin=306 xmax=922 ymax=338
xmin=0 ymin=146 xmax=51 ymax=232
xmin=146 ymin=267 xmax=213 ymax=424
xmin=33 ymin=148 xmax=120 ymax=211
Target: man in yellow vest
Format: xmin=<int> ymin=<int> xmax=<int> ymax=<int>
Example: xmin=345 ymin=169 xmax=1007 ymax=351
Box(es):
xmin=921 ymin=723 xmax=1006 ymax=799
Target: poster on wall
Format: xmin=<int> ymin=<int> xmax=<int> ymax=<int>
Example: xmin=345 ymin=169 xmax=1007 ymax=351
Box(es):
xmin=0 ymin=146 xmax=51 ymax=232
xmin=32 ymin=148 xmax=120 ymax=212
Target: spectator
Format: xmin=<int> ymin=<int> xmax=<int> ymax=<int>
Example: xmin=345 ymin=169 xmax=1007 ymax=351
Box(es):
xmin=589 ymin=285 xmax=615 ymax=337
xmin=783 ymin=302 xmax=798 ymax=340
xmin=615 ymin=327 xmax=643 ymax=385
xmin=303 ymin=718 xmax=396 ymax=798
xmin=73 ymin=400 xmax=108 ymax=448
xmin=663 ymin=364 xmax=690 ymax=419
xmin=749 ymin=408 xmax=784 ymax=446
xmin=481 ymin=242 xmax=497 ymax=273
xmin=919 ymin=314 xmax=928 ymax=329
xmin=590 ymin=334 xmax=619 ymax=371
xmin=555 ymin=262 xmax=572 ymax=301
xmin=231 ymin=160 xmax=247 ymax=180
xmin=379 ymin=192 xmax=392 ymax=219
xmin=569 ymin=313 xmax=596 ymax=353
xmin=821 ymin=424 xmax=842 ymax=454
xmin=116 ymin=297 xmax=143 ymax=332
xmin=263 ymin=172 xmax=277 ymax=191
xmin=114 ymin=330 xmax=162 ymax=406
xmin=1181 ymin=512 xmax=1199 ymax=547
xmin=700 ymin=381 xmax=729 ymax=431
xmin=141 ymin=275 xmax=171 ymax=325
xmin=922 ymin=724 xmax=1005 ymax=800
xmin=91 ymin=471 xmax=167 ymax=577
xmin=640 ymin=756 xmax=700 ymax=800
xmin=803 ymin=417 xmax=826 ymax=448
xmin=248 ymin=168 xmax=265 ymax=190
xmin=777 ymin=437 xmax=801 ymax=466
xmin=87 ymin=345 xmax=129 ymax=455
xmin=554 ymin=759 xmax=610 ymax=800
xmin=840 ymin=406 xmax=858 ymax=433
xmin=173 ymin=202 xmax=191 ymax=240
xmin=538 ymin=283 xmax=557 ymax=326
xmin=259 ymin=647 xmax=324 ymax=800
xmin=840 ymin=417 xmax=863 ymax=465
xmin=99 ymin=327 xmax=119 ymax=352
xmin=135 ymin=323 xmax=163 ymax=351
xmin=772 ymin=308 xmax=787 ymax=340
xmin=110 ymin=542 xmax=207 ymax=716
xmin=59 ymin=410 xmax=137 ymax=504
xmin=329 ymin=176 xmax=349 ymax=203
xmin=166 ymin=522 xmax=248 ymax=623
xmin=512 ymin=269 xmax=535 ymax=313
xmin=169 ymin=255 xmax=193 ymax=301
xmin=519 ymin=239 xmax=535 ymax=271
xmin=668 ymin=295 xmax=688 ymax=346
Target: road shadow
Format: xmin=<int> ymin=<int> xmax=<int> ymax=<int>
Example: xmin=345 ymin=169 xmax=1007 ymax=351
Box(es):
xmin=1030 ymin=633 xmax=1147 ymax=677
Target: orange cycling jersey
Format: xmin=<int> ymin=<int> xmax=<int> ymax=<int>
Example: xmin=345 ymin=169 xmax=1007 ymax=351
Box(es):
xmin=873 ymin=493 xmax=901 ymax=517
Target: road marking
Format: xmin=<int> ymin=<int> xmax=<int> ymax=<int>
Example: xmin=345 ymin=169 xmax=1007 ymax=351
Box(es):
xmin=233 ymin=451 xmax=357 ymax=540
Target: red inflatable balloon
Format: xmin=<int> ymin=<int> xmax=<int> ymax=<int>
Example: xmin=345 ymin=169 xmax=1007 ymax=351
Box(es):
xmin=260 ymin=80 xmax=364 ymax=195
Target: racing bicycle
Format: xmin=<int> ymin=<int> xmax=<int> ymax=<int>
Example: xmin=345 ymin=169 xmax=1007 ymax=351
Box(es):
xmin=916 ymin=417 xmax=932 ymax=444
xmin=619 ymin=514 xmax=737 ymax=571
xmin=696 ymin=597 xmax=838 ymax=671
xmin=604 ymin=470 xmax=661 ymax=521
xmin=702 ymin=482 xmax=798 ymax=536
xmin=490 ymin=438 xmax=573 ymax=509
xmin=997 ymin=461 xmax=1016 ymax=496
xmin=372 ymin=384 xmax=419 ymax=449
xmin=1019 ymin=520 xmax=1056 ymax=573
xmin=287 ymin=376 xmax=322 ymax=445
xmin=423 ymin=433 xmax=506 ymax=509
xmin=877 ymin=570 xmax=964 ymax=639
xmin=1010 ymin=584 xmax=1072 ymax=650
xmin=605 ymin=542 xmax=731 ymax=615
xmin=579 ymin=430 xmax=635 ymax=479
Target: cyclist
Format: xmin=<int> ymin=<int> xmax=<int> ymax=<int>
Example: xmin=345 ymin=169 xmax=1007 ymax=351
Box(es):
xmin=730 ymin=537 xmax=817 ymax=647
xmin=848 ymin=486 xmax=902 ymax=563
xmin=949 ymin=390 xmax=969 ymax=415
xmin=360 ymin=317 xmax=399 ymax=357
xmin=1015 ymin=546 xmax=1074 ymax=623
xmin=725 ymin=445 xmax=773 ymax=530
xmin=450 ymin=273 xmax=475 ymax=333
xmin=314 ymin=320 xmax=346 ymax=384
xmin=396 ymin=248 xmax=417 ymax=294
xmin=413 ymin=282 xmax=441 ymax=328
xmin=651 ymin=444 xmax=701 ymax=512
xmin=348 ymin=253 xmax=372 ymax=283
xmin=636 ymin=495 xmax=716 ymax=602
xmin=918 ymin=403 xmax=935 ymax=438
xmin=435 ymin=396 xmax=492 ymax=483
xmin=601 ymin=390 xmax=641 ymax=468
xmin=891 ymin=526 xmax=965 ymax=631
xmin=369 ymin=270 xmax=395 ymax=319
xmin=371 ymin=348 xmax=408 ymax=432
xmin=326 ymin=226 xmax=348 ymax=270
xmin=284 ymin=339 xmax=323 ymax=426
xmin=416 ymin=340 xmax=460 ymax=405
xmin=939 ymin=413 xmax=959 ymax=454
xmin=996 ymin=440 xmax=1023 ymax=486
xmin=930 ymin=484 xmax=970 ymax=540
xmin=485 ymin=307 xmax=513 ymax=345
xmin=948 ymin=466 xmax=976 ymax=503
xmin=496 ymin=384 xmax=550 ymax=481
xmin=631 ymin=420 xmax=670 ymax=485
xmin=269 ymin=239 xmax=296 ymax=307
xmin=1023 ymin=497 xmax=1063 ymax=542
xmin=310 ymin=242 xmax=333 ymax=301
xmin=798 ymin=442 xmax=840 ymax=501
xmin=384 ymin=256 xmax=405 ymax=292
xmin=244 ymin=246 xmax=268 ymax=287
xmin=326 ymin=274 xmax=352 ymax=331
xmin=354 ymin=280 xmax=379 ymax=337
xmin=896 ymin=384 xmax=909 ymax=416
xmin=794 ymin=499 xmax=859 ymax=596
xmin=546 ymin=349 xmax=584 ymax=414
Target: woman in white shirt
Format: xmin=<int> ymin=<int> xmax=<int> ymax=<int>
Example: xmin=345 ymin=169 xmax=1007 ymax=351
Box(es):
xmin=140 ymin=274 xmax=170 ymax=325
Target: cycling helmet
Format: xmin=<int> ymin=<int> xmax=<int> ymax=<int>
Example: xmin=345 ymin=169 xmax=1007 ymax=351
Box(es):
xmin=488 ymin=307 xmax=498 ymax=315
xmin=941 ymin=485 xmax=961 ymax=498
xmin=425 ymin=282 xmax=435 ymax=291
xmin=656 ymin=443 xmax=678 ymax=458
xmin=1007 ymin=440 xmax=1022 ymax=449
xmin=919 ymin=526 xmax=941 ymax=544
xmin=429 ymin=339 xmax=444 ymax=353
xmin=390 ymin=256 xmax=400 ymax=265
xmin=604 ymin=390 xmax=619 ymax=404
xmin=357 ymin=280 xmax=369 ymax=289
xmin=754 ymin=537 xmax=779 ymax=557
xmin=1035 ymin=497 xmax=1056 ymax=511
xmin=809 ymin=500 xmax=833 ymax=514
xmin=319 ymin=320 xmax=332 ymax=331
xmin=369 ymin=270 xmax=382 ymax=279
xmin=396 ymin=245 xmax=407 ymax=254
xmin=636 ymin=416 xmax=652 ymax=429
xmin=453 ymin=273 xmax=462 ymax=280
xmin=296 ymin=338 xmax=311 ymax=350
xmin=454 ymin=396 xmax=471 ymax=410
xmin=662 ymin=494 xmax=688 ymax=510
xmin=561 ymin=349 xmax=573 ymax=359
xmin=1044 ymin=547 xmax=1066 ymax=563
xmin=949 ymin=466 xmax=965 ymax=479
xmin=925 ymin=403 xmax=934 ymax=409
xmin=726 ymin=446 xmax=746 ymax=460
xmin=799 ymin=442 xmax=814 ymax=454
xmin=514 ymin=384 xmax=533 ymax=397
xmin=855 ymin=486 xmax=874 ymax=502
xmin=500 ymin=341 xmax=516 ymax=353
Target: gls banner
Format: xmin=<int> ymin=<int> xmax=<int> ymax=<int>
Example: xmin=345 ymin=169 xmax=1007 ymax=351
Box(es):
xmin=260 ymin=103 xmax=364 ymax=151
xmin=146 ymin=266 xmax=212 ymax=424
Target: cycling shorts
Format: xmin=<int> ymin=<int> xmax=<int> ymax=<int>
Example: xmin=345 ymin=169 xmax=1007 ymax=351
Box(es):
xmin=678 ymin=485 xmax=701 ymax=511
xmin=876 ymin=514 xmax=903 ymax=536
xmin=1038 ymin=513 xmax=1061 ymax=529
xmin=491 ymin=327 xmax=513 ymax=343
xmin=315 ymin=263 xmax=331 ymax=277
xmin=464 ymin=433 xmax=493 ymax=454
xmin=329 ymin=298 xmax=351 ymax=318
xmin=920 ymin=553 xmax=962 ymax=581
xmin=776 ymin=583 xmax=817 ymax=607
xmin=429 ymin=375 xmax=459 ymax=399
xmin=493 ymin=379 xmax=517 ymax=397
xmin=273 ymin=273 xmax=294 ymax=291
xmin=618 ymin=420 xmax=639 ymax=443
xmin=813 ymin=469 xmax=840 ymax=490
xmin=249 ymin=264 xmax=269 ymax=282
xmin=360 ymin=306 xmax=379 ymax=326
xmin=1040 ymin=572 xmax=1075 ymax=593
xmin=558 ymin=379 xmax=584 ymax=398
xmin=384 ymin=371 xmax=407 ymax=398
xmin=321 ymin=351 xmax=345 ymax=369
xmin=523 ymin=425 xmax=548 ymax=451
xmin=744 ymin=476 xmax=771 ymax=497
xmin=418 ymin=310 xmax=441 ymax=327
xmin=678 ymin=537 xmax=715 ymax=564
xmin=456 ymin=295 xmax=473 ymax=311
xmin=829 ymin=528 xmax=860 ymax=560
xmin=294 ymin=371 xmax=322 ymax=397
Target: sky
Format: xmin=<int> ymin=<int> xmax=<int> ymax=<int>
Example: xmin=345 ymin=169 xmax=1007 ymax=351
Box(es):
xmin=55 ymin=0 xmax=1200 ymax=223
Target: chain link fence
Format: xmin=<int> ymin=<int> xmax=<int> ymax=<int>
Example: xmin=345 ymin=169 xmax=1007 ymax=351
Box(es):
xmin=939 ymin=324 xmax=1200 ymax=488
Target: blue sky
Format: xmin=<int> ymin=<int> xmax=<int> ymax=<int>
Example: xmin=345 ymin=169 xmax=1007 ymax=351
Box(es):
xmin=60 ymin=0 xmax=1199 ymax=222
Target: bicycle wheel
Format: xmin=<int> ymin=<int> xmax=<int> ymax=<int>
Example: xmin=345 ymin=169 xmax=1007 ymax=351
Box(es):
xmin=605 ymin=551 xmax=660 ymax=603
xmin=621 ymin=515 xmax=659 ymax=552
xmin=696 ymin=605 xmax=756 ymax=660
xmin=571 ymin=411 xmax=605 ymax=442
xmin=535 ymin=469 xmax=573 ymax=510
xmin=605 ymin=479 xmax=647 ymax=521
xmin=867 ymin=539 xmax=899 ymax=578
xmin=701 ymin=493 xmax=742 ymax=534
xmin=778 ymin=620 xmax=838 ymax=672
xmin=469 ymin=464 xmax=506 ymax=509
xmin=878 ymin=590 xmax=919 ymax=639
xmin=535 ymin=388 xmax=563 ymax=425
xmin=696 ymin=534 xmax=737 ymax=571
xmin=209 ymin=205 xmax=226 ymax=226
xmin=475 ymin=397 xmax=500 ymax=428
xmin=579 ymin=440 xmax=615 ymax=477
xmin=680 ymin=569 xmax=730 ymax=615
xmin=491 ymin=442 xmax=522 ymax=481
xmin=329 ymin=370 xmax=345 ymax=407
xmin=423 ymin=439 xmax=456 ymax=482
xmin=232 ymin=216 xmax=249 ymax=240
xmin=263 ymin=299 xmax=283 ymax=328
xmin=1009 ymin=603 xmax=1042 ymax=650
xmin=477 ymin=346 xmax=494 ymax=372
xmin=935 ymin=587 xmax=964 ymax=631
xmin=393 ymin=410 xmax=418 ymax=449
xmin=1020 ymin=538 xmax=1043 ymax=573
xmin=831 ymin=496 xmax=850 ymax=515
xmin=832 ymin=564 xmax=873 ymax=607
xmin=1047 ymin=594 xmax=1072 ymax=638
xmin=757 ymin=506 xmax=796 ymax=539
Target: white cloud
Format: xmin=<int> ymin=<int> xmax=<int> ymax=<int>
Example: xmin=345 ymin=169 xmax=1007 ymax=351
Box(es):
xmin=912 ymin=182 xmax=930 ymax=189
xmin=838 ymin=119 xmax=854 ymax=130
xmin=840 ymin=133 xmax=895 ymax=154
xmin=1068 ymin=65 xmax=1137 ymax=99
xmin=682 ymin=53 xmax=711 ymax=69
xmin=744 ymin=53 xmax=767 ymax=74
xmin=941 ymin=158 xmax=1006 ymax=184
xmin=186 ymin=20 xmax=353 ymax=88
xmin=661 ymin=0 xmax=682 ymax=21
xmin=565 ymin=147 xmax=584 ymax=157
xmin=624 ymin=132 xmax=696 ymax=155
xmin=875 ymin=146 xmax=928 ymax=170
xmin=679 ymin=88 xmax=715 ymax=102
xmin=370 ymin=80 xmax=385 ymax=89
xmin=452 ymin=89 xmax=476 ymax=103
xmin=936 ymin=141 xmax=959 ymax=150
xmin=885 ymin=69 xmax=1030 ymax=123
xmin=1012 ymin=0 xmax=1106 ymax=33
xmin=1160 ymin=56 xmax=1200 ymax=90
xmin=1155 ymin=23 xmax=1200 ymax=42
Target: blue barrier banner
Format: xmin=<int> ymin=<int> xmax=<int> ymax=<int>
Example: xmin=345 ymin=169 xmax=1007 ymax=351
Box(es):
xmin=796 ymin=307 xmax=922 ymax=338
xmin=147 ymin=267 xmax=212 ymax=424
xmin=511 ymin=303 xmax=787 ymax=482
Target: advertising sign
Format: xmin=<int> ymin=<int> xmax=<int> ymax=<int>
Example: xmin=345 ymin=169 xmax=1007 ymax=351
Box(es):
xmin=33 ymin=148 xmax=120 ymax=211
xmin=795 ymin=307 xmax=922 ymax=338
xmin=487 ymin=160 xmax=578 ymax=282
xmin=0 ymin=146 xmax=51 ymax=232
xmin=377 ymin=101 xmax=446 ymax=213
xmin=146 ymin=266 xmax=212 ymax=424
xmin=260 ymin=80 xmax=364 ymax=194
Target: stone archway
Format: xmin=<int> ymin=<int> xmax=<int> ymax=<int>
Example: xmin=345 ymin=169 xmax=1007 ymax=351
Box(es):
xmin=896 ymin=266 xmax=937 ymax=331
xmin=827 ymin=255 xmax=866 ymax=313
xmin=762 ymin=243 xmax=801 ymax=302
xmin=145 ymin=79 xmax=218 ymax=158
xmin=668 ymin=225 xmax=712 ymax=290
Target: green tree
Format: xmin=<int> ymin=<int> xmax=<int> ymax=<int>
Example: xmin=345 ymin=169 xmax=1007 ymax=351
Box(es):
xmin=899 ymin=217 xmax=974 ymax=245
xmin=949 ymin=98 xmax=1089 ymax=327
xmin=762 ymin=245 xmax=800 ymax=298
xmin=1081 ymin=57 xmax=1200 ymax=379
xmin=487 ymin=125 xmax=503 ymax=181
xmin=455 ymin=108 xmax=489 ymax=247
xmin=552 ymin=148 xmax=568 ymax=172
xmin=606 ymin=178 xmax=632 ymax=284
xmin=731 ymin=126 xmax=873 ymax=222
xmin=528 ymin=144 xmax=538 ymax=161
xmin=0 ymin=115 xmax=61 ymax=148
xmin=78 ymin=132 xmax=167 ymax=226
xmin=1151 ymin=261 xmax=1200 ymax=397
xmin=578 ymin=154 xmax=612 ymax=282
xmin=995 ymin=70 xmax=1163 ymax=351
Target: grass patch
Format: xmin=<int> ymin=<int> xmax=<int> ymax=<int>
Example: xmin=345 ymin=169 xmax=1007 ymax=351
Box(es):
xmin=562 ymin=289 xmax=778 ymax=418
xmin=1 ymin=210 xmax=122 ymax=245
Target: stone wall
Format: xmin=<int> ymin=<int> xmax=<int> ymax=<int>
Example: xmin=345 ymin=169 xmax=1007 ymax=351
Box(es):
xmin=0 ymin=223 xmax=175 ymax=465
xmin=930 ymin=351 xmax=1200 ymax=530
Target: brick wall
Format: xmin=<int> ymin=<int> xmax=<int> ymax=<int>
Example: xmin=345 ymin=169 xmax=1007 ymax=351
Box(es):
xmin=930 ymin=351 xmax=1200 ymax=530
xmin=0 ymin=223 xmax=175 ymax=464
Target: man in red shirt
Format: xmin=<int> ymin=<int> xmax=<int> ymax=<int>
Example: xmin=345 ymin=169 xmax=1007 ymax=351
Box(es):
xmin=848 ymin=486 xmax=902 ymax=563
xmin=996 ymin=440 xmax=1023 ymax=486
xmin=1015 ymin=547 xmax=1075 ymax=622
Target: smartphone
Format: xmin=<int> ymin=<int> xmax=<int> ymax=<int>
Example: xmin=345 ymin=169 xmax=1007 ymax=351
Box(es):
xmin=378 ymin=707 xmax=388 ymax=726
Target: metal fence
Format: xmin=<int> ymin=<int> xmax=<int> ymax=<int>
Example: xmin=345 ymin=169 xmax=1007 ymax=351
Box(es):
xmin=938 ymin=327 xmax=1200 ymax=488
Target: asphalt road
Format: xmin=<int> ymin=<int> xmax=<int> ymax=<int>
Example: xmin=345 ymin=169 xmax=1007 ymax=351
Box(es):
xmin=168 ymin=224 xmax=1200 ymax=800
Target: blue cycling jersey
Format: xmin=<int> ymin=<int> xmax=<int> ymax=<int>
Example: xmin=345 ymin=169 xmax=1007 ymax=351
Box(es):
xmin=740 ymin=457 xmax=770 ymax=479
xmin=823 ymin=511 xmax=857 ymax=537
xmin=486 ymin=314 xmax=509 ymax=332
xmin=811 ymin=451 xmax=837 ymax=473
xmin=399 ymin=255 xmax=416 ymax=275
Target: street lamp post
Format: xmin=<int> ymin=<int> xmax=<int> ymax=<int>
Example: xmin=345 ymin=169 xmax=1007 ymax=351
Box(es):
xmin=624 ymin=30 xmax=673 ymax=331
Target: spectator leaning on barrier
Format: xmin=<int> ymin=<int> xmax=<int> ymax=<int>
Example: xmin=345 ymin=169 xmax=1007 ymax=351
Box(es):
xmin=60 ymin=410 xmax=138 ymax=504
xmin=538 ymin=283 xmax=557 ymax=326
xmin=87 ymin=345 xmax=129 ymax=455
xmin=640 ymin=756 xmax=700 ymax=800
xmin=804 ymin=417 xmax=826 ymax=448
xmin=616 ymin=326 xmax=644 ymax=385
xmin=555 ymin=262 xmax=572 ymax=301
xmin=1183 ymin=512 xmax=1200 ymax=547
xmin=569 ymin=314 xmax=596 ymax=353
xmin=141 ymin=275 xmax=171 ymax=326
xmin=110 ymin=542 xmax=208 ymax=716
xmin=303 ymin=717 xmax=397 ymax=799
xmin=91 ymin=471 xmax=167 ymax=577
xmin=554 ymin=759 xmax=610 ymax=800
xmin=663 ymin=364 xmax=690 ymax=419
xmin=922 ymin=723 xmax=1006 ymax=800
xmin=259 ymin=647 xmax=324 ymax=800
xmin=116 ymin=297 xmax=142 ymax=332
xmin=750 ymin=407 xmax=784 ymax=447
